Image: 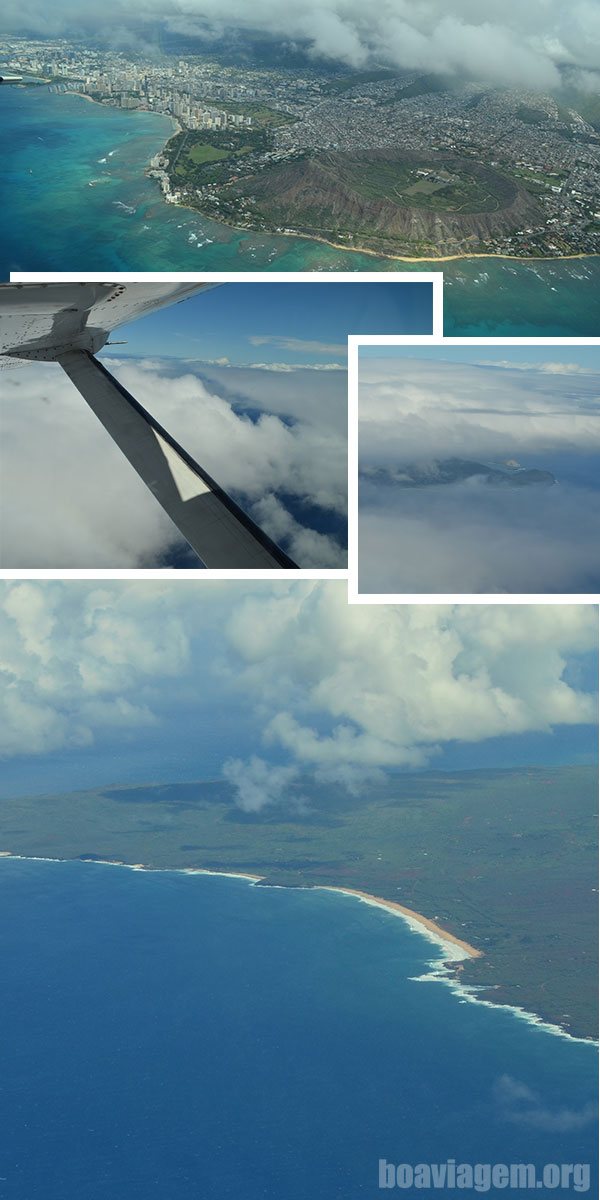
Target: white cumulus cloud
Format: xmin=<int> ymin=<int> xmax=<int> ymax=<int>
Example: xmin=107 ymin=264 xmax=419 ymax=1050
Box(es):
xmin=0 ymin=581 xmax=191 ymax=757
xmin=358 ymin=354 xmax=600 ymax=465
xmin=0 ymin=583 xmax=596 ymax=814
xmin=222 ymin=584 xmax=598 ymax=803
xmin=0 ymin=358 xmax=346 ymax=568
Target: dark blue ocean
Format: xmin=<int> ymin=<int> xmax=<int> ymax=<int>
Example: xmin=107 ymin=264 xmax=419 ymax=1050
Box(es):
xmin=1 ymin=87 xmax=600 ymax=335
xmin=0 ymin=858 xmax=596 ymax=1199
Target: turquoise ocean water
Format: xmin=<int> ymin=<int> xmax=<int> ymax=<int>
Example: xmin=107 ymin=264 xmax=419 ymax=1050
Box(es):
xmin=0 ymin=857 xmax=596 ymax=1199
xmin=1 ymin=87 xmax=600 ymax=335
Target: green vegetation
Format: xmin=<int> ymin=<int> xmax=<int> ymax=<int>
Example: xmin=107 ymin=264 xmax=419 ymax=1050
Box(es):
xmin=516 ymin=104 xmax=549 ymax=126
xmin=333 ymin=156 xmax=510 ymax=214
xmin=186 ymin=143 xmax=229 ymax=165
xmin=393 ymin=73 xmax=456 ymax=100
xmin=166 ymin=127 xmax=268 ymax=189
xmin=510 ymin=165 xmax=568 ymax=195
xmin=1 ymin=765 xmax=596 ymax=1039
xmin=324 ymin=68 xmax=396 ymax=94
xmin=208 ymin=149 xmax=531 ymax=254
xmin=216 ymin=101 xmax=295 ymax=128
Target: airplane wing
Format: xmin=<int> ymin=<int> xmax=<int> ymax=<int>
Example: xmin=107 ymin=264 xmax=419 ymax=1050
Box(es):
xmin=0 ymin=280 xmax=216 ymax=368
xmin=0 ymin=282 xmax=298 ymax=569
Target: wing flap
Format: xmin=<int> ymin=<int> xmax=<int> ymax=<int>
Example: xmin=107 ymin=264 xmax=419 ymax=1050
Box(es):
xmin=0 ymin=281 xmax=218 ymax=365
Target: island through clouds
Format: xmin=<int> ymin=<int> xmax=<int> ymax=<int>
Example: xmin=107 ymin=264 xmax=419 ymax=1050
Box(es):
xmin=357 ymin=349 xmax=600 ymax=594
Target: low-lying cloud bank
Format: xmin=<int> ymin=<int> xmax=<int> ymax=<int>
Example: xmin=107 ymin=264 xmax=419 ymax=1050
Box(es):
xmin=358 ymin=478 xmax=600 ymax=594
xmin=358 ymin=355 xmax=600 ymax=467
xmin=357 ymin=354 xmax=600 ymax=594
xmin=3 ymin=1 xmax=599 ymax=92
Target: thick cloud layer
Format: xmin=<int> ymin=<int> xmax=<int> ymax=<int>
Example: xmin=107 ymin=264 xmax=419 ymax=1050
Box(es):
xmin=358 ymin=482 xmax=600 ymax=594
xmin=0 ymin=358 xmax=346 ymax=568
xmin=223 ymin=587 xmax=597 ymax=801
xmin=358 ymin=356 xmax=600 ymax=467
xmin=0 ymin=581 xmax=190 ymax=758
xmin=1 ymin=580 xmax=595 ymax=768
xmin=3 ymin=1 xmax=599 ymax=91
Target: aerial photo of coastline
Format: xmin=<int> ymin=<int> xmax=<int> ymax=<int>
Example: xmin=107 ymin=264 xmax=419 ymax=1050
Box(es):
xmin=1 ymin=1 xmax=600 ymax=333
xmin=0 ymin=5 xmax=598 ymax=1198
xmin=357 ymin=344 xmax=600 ymax=595
xmin=0 ymin=582 xmax=597 ymax=1198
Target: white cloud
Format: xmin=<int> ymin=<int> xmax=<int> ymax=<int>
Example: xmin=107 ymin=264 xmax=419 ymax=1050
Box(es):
xmin=3 ymin=1 xmax=599 ymax=90
xmin=0 ymin=583 xmax=596 ymax=803
xmin=223 ymin=755 xmax=299 ymax=812
xmin=250 ymin=494 xmax=346 ymax=568
xmin=358 ymin=354 xmax=600 ymax=464
xmin=223 ymin=585 xmax=598 ymax=798
xmin=0 ymin=581 xmax=192 ymax=757
xmin=357 ymin=353 xmax=600 ymax=593
xmin=230 ymin=362 xmax=345 ymax=372
xmin=358 ymin=485 xmax=600 ymax=594
xmin=476 ymin=360 xmax=596 ymax=375
xmin=0 ymin=358 xmax=346 ymax=568
xmin=494 ymin=1075 xmax=598 ymax=1132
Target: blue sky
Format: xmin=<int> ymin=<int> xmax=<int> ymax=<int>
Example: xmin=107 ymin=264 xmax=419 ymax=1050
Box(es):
xmin=114 ymin=282 xmax=433 ymax=364
xmin=0 ymin=583 xmax=596 ymax=803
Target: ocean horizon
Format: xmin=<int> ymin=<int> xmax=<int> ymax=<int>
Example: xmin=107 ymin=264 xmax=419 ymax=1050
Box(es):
xmin=2 ymin=86 xmax=600 ymax=336
xmin=0 ymin=855 xmax=596 ymax=1199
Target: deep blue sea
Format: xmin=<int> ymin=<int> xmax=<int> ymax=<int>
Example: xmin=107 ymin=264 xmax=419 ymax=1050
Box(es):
xmin=1 ymin=87 xmax=600 ymax=335
xmin=0 ymin=857 xmax=596 ymax=1199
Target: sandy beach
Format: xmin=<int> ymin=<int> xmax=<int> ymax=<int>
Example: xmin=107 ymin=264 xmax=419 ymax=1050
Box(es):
xmin=182 ymin=867 xmax=264 ymax=883
xmin=179 ymin=872 xmax=483 ymax=959
xmin=292 ymin=231 xmax=592 ymax=265
xmin=156 ymin=194 xmax=597 ymax=265
xmin=0 ymin=848 xmax=476 ymax=956
xmin=275 ymin=229 xmax=597 ymax=265
xmin=2 ymin=850 xmax=597 ymax=1042
xmin=71 ymin=92 xmax=101 ymax=106
xmin=319 ymin=885 xmax=482 ymax=960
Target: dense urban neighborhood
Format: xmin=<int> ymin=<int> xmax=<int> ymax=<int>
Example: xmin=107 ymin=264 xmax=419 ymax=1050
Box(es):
xmin=2 ymin=35 xmax=599 ymax=257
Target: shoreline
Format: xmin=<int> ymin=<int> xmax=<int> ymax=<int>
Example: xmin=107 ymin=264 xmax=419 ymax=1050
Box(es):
xmin=47 ymin=94 xmax=599 ymax=267
xmin=156 ymin=183 xmax=598 ymax=266
xmin=318 ymin=885 xmax=482 ymax=960
xmin=1 ymin=850 xmax=596 ymax=1045
xmin=68 ymin=90 xmax=181 ymax=141
xmin=275 ymin=231 xmax=598 ymax=266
